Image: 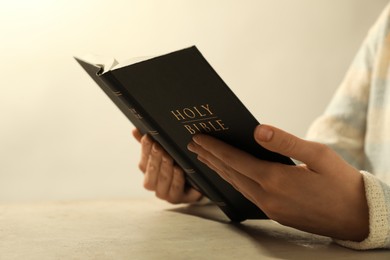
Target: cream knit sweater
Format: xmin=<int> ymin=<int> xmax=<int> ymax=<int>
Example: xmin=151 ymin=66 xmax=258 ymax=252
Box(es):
xmin=306 ymin=4 xmax=390 ymax=250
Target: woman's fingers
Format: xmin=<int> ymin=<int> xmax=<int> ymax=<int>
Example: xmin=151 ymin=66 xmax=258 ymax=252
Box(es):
xmin=143 ymin=143 xmax=162 ymax=190
xmin=132 ymin=128 xmax=143 ymax=143
xmin=134 ymin=131 xmax=203 ymax=204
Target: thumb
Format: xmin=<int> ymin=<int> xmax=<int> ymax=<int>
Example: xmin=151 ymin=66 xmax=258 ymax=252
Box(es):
xmin=254 ymin=124 xmax=332 ymax=171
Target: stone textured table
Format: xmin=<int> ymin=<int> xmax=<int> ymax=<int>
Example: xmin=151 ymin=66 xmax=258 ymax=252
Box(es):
xmin=0 ymin=199 xmax=389 ymax=259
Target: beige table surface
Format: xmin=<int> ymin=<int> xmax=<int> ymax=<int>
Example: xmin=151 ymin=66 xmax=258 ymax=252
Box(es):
xmin=0 ymin=199 xmax=389 ymax=260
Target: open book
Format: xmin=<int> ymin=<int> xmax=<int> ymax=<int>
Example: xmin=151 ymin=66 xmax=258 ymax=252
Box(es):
xmin=75 ymin=46 xmax=294 ymax=222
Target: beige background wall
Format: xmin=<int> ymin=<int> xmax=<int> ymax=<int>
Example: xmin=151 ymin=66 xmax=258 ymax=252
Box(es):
xmin=0 ymin=0 xmax=388 ymax=202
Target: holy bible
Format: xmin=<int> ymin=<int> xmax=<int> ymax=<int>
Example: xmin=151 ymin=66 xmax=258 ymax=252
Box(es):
xmin=75 ymin=46 xmax=294 ymax=222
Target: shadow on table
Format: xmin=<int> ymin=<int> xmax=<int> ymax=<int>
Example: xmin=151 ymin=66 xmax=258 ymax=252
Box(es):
xmin=169 ymin=204 xmax=390 ymax=260
xmin=168 ymin=202 xmax=231 ymax=223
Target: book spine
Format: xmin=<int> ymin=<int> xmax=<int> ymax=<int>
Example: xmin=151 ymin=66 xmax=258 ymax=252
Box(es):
xmin=98 ymin=72 xmax=229 ymax=205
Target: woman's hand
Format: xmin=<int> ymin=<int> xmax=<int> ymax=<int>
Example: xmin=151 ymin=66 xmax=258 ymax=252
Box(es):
xmin=187 ymin=124 xmax=369 ymax=241
xmin=132 ymin=129 xmax=203 ymax=204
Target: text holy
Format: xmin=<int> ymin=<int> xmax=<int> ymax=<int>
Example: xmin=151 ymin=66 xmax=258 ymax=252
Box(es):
xmin=170 ymin=104 xmax=229 ymax=135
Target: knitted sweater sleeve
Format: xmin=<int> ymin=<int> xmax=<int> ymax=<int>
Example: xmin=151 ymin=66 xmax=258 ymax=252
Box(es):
xmin=334 ymin=171 xmax=390 ymax=250
xmin=306 ymin=4 xmax=390 ymax=250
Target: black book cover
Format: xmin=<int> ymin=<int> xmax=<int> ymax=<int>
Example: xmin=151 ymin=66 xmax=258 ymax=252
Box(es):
xmin=75 ymin=46 xmax=294 ymax=222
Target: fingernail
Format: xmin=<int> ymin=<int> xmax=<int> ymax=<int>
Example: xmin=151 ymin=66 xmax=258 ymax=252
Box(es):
xmin=143 ymin=135 xmax=152 ymax=146
xmin=152 ymin=143 xmax=159 ymax=152
xmin=187 ymin=141 xmax=195 ymax=152
xmin=192 ymin=135 xmax=201 ymax=144
xmin=256 ymin=125 xmax=274 ymax=142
